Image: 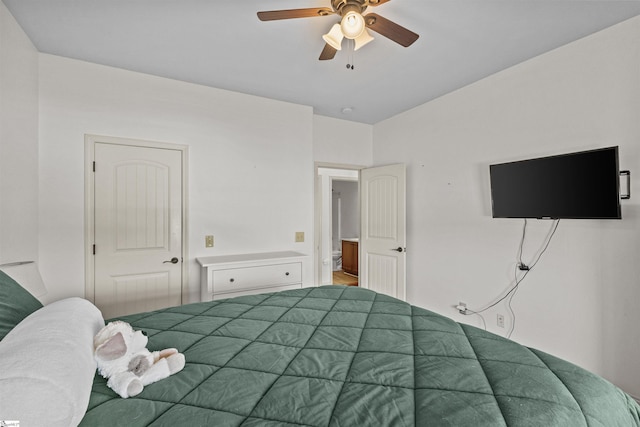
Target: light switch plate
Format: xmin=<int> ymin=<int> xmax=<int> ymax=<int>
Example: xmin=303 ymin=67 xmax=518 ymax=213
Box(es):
xmin=205 ymin=235 xmax=214 ymax=248
xmin=295 ymin=232 xmax=304 ymax=243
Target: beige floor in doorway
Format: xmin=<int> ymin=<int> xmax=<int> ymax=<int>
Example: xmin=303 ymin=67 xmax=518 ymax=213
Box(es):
xmin=333 ymin=270 xmax=358 ymax=286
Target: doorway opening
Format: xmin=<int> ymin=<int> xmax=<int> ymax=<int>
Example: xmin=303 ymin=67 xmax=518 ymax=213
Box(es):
xmin=315 ymin=166 xmax=360 ymax=286
xmin=315 ymin=163 xmax=407 ymax=299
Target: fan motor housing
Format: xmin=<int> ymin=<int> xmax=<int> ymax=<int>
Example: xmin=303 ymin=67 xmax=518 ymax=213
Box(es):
xmin=331 ymin=0 xmax=369 ymax=16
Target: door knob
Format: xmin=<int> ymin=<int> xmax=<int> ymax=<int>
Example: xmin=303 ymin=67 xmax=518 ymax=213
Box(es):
xmin=163 ymin=257 xmax=179 ymax=264
xmin=392 ymin=247 xmax=405 ymax=253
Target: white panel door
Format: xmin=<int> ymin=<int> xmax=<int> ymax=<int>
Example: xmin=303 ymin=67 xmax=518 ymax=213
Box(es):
xmin=360 ymin=164 xmax=406 ymax=300
xmin=94 ymin=142 xmax=183 ymax=318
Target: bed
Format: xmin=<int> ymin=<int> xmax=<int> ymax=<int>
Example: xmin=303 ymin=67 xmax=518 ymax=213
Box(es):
xmin=1 ymin=269 xmax=639 ymax=426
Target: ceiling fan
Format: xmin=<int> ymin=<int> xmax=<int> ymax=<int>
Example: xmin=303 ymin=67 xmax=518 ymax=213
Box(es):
xmin=257 ymin=0 xmax=419 ymax=60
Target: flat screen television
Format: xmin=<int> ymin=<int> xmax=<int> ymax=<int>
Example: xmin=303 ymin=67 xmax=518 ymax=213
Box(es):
xmin=490 ymin=146 xmax=621 ymax=219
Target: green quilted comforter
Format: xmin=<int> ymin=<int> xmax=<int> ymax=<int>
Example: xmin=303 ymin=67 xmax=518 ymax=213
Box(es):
xmin=80 ymin=286 xmax=640 ymax=426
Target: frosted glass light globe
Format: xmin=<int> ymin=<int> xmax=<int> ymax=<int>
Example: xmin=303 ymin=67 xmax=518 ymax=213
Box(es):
xmin=341 ymin=11 xmax=365 ymax=39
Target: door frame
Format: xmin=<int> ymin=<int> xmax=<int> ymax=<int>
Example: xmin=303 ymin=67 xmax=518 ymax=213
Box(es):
xmin=314 ymin=162 xmax=364 ymax=286
xmin=84 ymin=134 xmax=189 ymax=304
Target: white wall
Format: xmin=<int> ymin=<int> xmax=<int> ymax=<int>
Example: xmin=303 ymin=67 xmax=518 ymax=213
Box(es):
xmin=36 ymin=59 xmax=375 ymax=305
xmin=0 ymin=2 xmax=39 ymax=264
xmin=313 ymin=115 xmax=373 ymax=167
xmin=373 ymin=16 xmax=640 ymax=397
xmin=38 ymin=55 xmax=316 ymax=303
xmin=333 ymin=180 xmax=359 ymax=240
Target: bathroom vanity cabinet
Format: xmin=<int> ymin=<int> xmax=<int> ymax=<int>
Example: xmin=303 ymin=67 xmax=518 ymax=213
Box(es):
xmin=341 ymin=240 xmax=358 ymax=276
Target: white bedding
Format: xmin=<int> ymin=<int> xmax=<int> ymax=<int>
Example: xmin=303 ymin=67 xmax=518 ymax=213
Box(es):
xmin=0 ymin=297 xmax=104 ymax=427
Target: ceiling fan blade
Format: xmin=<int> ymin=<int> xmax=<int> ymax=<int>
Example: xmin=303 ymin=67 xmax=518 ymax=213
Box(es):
xmin=364 ymin=13 xmax=419 ymax=47
xmin=257 ymin=8 xmax=334 ymax=21
xmin=368 ymin=0 xmax=392 ymax=6
xmin=319 ymin=43 xmax=338 ymax=60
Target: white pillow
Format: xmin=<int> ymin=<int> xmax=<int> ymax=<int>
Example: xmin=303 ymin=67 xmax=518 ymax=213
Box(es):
xmin=0 ymin=261 xmax=48 ymax=304
xmin=0 ymin=297 xmax=105 ymax=427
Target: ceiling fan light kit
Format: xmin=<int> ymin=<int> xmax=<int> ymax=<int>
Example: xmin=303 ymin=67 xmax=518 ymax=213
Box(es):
xmin=322 ymin=23 xmax=344 ymax=51
xmin=257 ymin=0 xmax=418 ymax=61
xmin=340 ymin=7 xmax=365 ymax=39
xmin=354 ymin=28 xmax=374 ymax=51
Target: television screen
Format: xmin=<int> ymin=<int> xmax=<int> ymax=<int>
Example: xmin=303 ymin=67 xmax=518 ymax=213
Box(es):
xmin=490 ymin=146 xmax=621 ymax=219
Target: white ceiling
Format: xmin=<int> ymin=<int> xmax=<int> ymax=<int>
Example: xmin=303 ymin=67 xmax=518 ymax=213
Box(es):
xmin=4 ymin=0 xmax=640 ymax=124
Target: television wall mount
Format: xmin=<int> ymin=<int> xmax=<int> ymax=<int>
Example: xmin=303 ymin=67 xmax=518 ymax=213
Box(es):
xmin=620 ymin=170 xmax=630 ymax=200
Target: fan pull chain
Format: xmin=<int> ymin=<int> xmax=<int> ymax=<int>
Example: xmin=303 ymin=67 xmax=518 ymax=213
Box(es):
xmin=346 ymin=39 xmax=355 ymax=70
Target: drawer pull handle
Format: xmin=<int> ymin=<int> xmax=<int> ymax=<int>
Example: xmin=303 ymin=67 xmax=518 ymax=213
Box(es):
xmin=285 ymin=272 xmax=290 ymax=276
xmin=229 ymin=278 xmax=235 ymax=283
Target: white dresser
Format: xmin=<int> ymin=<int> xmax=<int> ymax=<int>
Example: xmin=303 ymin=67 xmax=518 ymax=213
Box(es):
xmin=197 ymin=251 xmax=308 ymax=301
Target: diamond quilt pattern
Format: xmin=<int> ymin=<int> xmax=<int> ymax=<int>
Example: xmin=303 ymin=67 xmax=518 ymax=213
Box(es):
xmin=81 ymin=286 xmax=640 ymax=426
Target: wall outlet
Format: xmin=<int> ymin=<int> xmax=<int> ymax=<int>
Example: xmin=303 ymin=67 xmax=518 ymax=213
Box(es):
xmin=205 ymin=235 xmax=214 ymax=248
xmin=295 ymin=231 xmax=304 ymax=243
xmin=497 ymin=314 xmax=505 ymax=328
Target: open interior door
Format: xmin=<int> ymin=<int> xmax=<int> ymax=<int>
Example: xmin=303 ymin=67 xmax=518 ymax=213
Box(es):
xmin=360 ymin=164 xmax=407 ymax=300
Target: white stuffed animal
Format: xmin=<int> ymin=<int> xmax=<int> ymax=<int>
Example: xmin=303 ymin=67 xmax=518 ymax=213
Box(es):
xmin=94 ymin=321 xmax=185 ymax=398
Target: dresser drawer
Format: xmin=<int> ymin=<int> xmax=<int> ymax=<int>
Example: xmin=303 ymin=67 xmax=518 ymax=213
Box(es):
xmin=212 ymin=262 xmax=302 ymax=294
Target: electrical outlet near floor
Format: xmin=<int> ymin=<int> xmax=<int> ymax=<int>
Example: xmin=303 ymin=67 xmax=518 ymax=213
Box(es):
xmin=295 ymin=232 xmax=304 ymax=243
xmin=497 ymin=314 xmax=505 ymax=328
